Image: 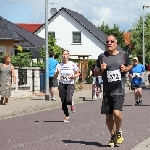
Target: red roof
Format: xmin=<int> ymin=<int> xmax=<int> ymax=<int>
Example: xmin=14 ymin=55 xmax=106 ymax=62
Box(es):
xmin=16 ymin=23 xmax=42 ymax=33
xmin=123 ymin=32 xmax=131 ymax=45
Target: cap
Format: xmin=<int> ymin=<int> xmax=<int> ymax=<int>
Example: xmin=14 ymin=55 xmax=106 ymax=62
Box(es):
xmin=133 ymin=57 xmax=138 ymax=60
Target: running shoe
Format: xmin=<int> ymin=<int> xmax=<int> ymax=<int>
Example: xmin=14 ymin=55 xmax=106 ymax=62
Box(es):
xmin=64 ymin=117 xmax=69 ymax=122
xmin=135 ymin=101 xmax=139 ymax=106
xmin=108 ymin=134 xmax=116 ymax=147
xmin=116 ymin=131 xmax=124 ymax=144
xmin=51 ymin=98 xmax=56 ymax=101
xmin=139 ymin=100 xmax=143 ymax=106
xmin=71 ymin=101 xmax=75 ymax=113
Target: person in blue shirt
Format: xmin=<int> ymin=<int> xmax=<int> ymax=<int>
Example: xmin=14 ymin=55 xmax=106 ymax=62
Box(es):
xmin=129 ymin=57 xmax=145 ymax=106
xmin=48 ymin=51 xmax=58 ymax=101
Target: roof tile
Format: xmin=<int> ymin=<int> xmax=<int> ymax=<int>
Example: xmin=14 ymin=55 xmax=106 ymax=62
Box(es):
xmin=16 ymin=23 xmax=42 ymax=33
xmin=0 ymin=16 xmax=20 ymax=40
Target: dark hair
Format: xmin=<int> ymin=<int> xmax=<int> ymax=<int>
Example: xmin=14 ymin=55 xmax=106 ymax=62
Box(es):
xmin=49 ymin=51 xmax=54 ymax=57
xmin=62 ymin=49 xmax=69 ymax=55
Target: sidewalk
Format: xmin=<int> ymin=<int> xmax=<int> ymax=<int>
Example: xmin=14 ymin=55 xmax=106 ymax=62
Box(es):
xmin=0 ymin=85 xmax=131 ymax=119
xmin=0 ymin=90 xmax=92 ymax=119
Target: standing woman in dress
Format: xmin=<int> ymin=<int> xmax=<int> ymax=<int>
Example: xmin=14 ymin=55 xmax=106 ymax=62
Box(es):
xmin=0 ymin=55 xmax=16 ymax=105
xmin=54 ymin=50 xmax=80 ymax=122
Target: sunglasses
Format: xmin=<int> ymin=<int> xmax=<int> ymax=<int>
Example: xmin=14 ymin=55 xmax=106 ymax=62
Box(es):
xmin=106 ymin=40 xmax=116 ymax=44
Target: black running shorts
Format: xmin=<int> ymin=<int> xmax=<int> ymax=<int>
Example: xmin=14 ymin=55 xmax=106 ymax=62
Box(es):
xmin=49 ymin=77 xmax=58 ymax=88
xmin=131 ymin=82 xmax=142 ymax=90
xmin=101 ymin=95 xmax=124 ymax=114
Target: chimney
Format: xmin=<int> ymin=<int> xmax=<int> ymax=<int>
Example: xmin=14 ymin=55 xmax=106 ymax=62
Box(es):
xmin=50 ymin=8 xmax=57 ymax=16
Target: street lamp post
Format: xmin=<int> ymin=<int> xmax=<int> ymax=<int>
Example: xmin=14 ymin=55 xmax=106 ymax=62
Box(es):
xmin=142 ymin=5 xmax=150 ymax=83
xmin=143 ymin=5 xmax=150 ymax=68
xmin=143 ymin=6 xmax=145 ymax=68
xmin=45 ymin=0 xmax=49 ymax=101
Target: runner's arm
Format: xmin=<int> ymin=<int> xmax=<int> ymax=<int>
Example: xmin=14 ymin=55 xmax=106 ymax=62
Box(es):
xmin=53 ymin=64 xmax=60 ymax=79
xmin=124 ymin=53 xmax=133 ymax=72
xmin=129 ymin=70 xmax=133 ymax=78
xmin=94 ymin=56 xmax=103 ymax=76
xmin=141 ymin=65 xmax=146 ymax=78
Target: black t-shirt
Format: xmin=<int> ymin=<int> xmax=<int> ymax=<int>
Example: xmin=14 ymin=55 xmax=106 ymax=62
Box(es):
xmin=97 ymin=50 xmax=131 ymax=96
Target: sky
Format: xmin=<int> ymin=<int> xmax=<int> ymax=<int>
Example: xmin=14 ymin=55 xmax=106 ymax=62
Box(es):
xmin=1 ymin=0 xmax=150 ymax=32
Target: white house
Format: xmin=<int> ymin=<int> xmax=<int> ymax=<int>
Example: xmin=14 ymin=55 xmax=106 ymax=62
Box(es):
xmin=34 ymin=7 xmax=107 ymax=59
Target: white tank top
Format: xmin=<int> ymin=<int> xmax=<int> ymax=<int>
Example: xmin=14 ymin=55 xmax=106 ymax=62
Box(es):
xmin=56 ymin=61 xmax=78 ymax=84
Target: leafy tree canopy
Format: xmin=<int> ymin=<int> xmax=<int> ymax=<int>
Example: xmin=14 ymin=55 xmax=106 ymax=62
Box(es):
xmin=98 ymin=22 xmax=130 ymax=55
xmin=39 ymin=34 xmax=62 ymax=62
xmin=130 ymin=13 xmax=150 ymax=64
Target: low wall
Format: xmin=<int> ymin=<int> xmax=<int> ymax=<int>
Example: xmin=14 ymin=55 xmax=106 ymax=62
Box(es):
xmin=10 ymin=67 xmax=41 ymax=98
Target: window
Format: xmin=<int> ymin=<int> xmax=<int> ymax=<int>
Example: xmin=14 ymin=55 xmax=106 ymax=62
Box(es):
xmin=48 ymin=32 xmax=55 ymax=38
xmin=10 ymin=48 xmax=14 ymax=56
xmin=72 ymin=32 xmax=81 ymax=43
xmin=0 ymin=46 xmax=6 ymax=56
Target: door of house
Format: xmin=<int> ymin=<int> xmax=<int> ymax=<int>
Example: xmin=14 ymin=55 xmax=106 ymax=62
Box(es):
xmin=79 ymin=59 xmax=88 ymax=82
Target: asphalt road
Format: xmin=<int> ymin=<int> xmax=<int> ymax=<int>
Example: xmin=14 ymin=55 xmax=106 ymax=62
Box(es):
xmin=1 ymin=89 xmax=150 ymax=150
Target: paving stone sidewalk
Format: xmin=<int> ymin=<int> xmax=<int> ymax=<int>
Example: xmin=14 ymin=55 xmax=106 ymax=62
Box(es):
xmin=0 ymin=85 xmax=132 ymax=119
xmin=0 ymin=90 xmax=92 ymax=119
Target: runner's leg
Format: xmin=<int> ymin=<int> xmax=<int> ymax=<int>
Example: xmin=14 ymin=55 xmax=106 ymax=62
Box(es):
xmin=113 ymin=95 xmax=124 ymax=144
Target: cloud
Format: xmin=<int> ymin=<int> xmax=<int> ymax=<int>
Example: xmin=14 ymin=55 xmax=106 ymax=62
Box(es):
xmin=2 ymin=0 xmax=150 ymax=31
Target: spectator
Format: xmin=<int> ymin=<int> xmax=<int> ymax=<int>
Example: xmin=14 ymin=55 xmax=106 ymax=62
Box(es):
xmin=48 ymin=51 xmax=58 ymax=101
xmin=0 ymin=55 xmax=16 ymax=105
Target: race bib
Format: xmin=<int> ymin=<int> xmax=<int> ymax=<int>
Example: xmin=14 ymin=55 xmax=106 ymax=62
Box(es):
xmin=60 ymin=75 xmax=69 ymax=81
xmin=133 ymin=73 xmax=140 ymax=77
xmin=107 ymin=70 xmax=121 ymax=82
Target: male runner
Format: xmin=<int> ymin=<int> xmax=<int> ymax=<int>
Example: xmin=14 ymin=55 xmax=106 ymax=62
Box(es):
xmin=96 ymin=35 xmax=132 ymax=147
xmin=129 ymin=57 xmax=145 ymax=106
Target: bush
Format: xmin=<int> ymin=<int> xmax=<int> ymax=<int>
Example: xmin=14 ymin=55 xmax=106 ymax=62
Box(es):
xmin=85 ymin=76 xmax=93 ymax=84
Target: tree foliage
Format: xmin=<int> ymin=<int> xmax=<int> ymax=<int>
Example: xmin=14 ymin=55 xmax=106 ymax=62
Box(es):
xmin=39 ymin=34 xmax=62 ymax=62
xmin=98 ymin=22 xmax=130 ymax=54
xmin=0 ymin=52 xmax=32 ymax=68
xmin=11 ymin=52 xmax=32 ymax=68
xmin=130 ymin=13 xmax=150 ymax=64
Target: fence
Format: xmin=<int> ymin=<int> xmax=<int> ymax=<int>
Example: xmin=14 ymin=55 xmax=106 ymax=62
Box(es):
xmin=18 ymin=69 xmax=27 ymax=85
xmin=11 ymin=67 xmax=41 ymax=98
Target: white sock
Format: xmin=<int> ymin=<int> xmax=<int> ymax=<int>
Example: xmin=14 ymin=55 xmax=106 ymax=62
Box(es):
xmin=116 ymin=130 xmax=122 ymax=134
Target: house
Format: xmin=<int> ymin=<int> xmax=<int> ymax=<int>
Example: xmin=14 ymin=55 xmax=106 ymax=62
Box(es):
xmin=34 ymin=7 xmax=107 ymax=60
xmin=0 ymin=16 xmax=45 ymax=58
xmin=0 ymin=16 xmax=22 ymax=56
xmin=32 ymin=7 xmax=128 ymax=81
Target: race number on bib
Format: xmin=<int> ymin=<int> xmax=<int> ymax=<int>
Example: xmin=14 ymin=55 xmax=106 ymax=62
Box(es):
xmin=133 ymin=73 xmax=140 ymax=77
xmin=107 ymin=70 xmax=121 ymax=82
xmin=61 ymin=75 xmax=69 ymax=81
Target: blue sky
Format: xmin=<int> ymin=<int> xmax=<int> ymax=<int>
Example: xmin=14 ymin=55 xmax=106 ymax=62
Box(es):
xmin=1 ymin=0 xmax=150 ymax=31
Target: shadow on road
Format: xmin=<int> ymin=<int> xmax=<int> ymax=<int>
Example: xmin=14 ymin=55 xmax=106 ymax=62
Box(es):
xmin=43 ymin=121 xmax=64 ymax=122
xmin=79 ymin=97 xmax=94 ymax=101
xmin=34 ymin=121 xmax=64 ymax=122
xmin=62 ymin=140 xmax=108 ymax=147
xmin=123 ymin=105 xmax=133 ymax=106
xmin=30 ymin=99 xmax=44 ymax=101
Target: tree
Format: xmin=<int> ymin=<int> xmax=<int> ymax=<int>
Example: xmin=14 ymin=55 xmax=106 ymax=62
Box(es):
xmin=130 ymin=13 xmax=150 ymax=64
xmin=40 ymin=34 xmax=62 ymax=62
xmin=11 ymin=52 xmax=32 ymax=68
xmin=98 ymin=22 xmax=129 ymax=53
